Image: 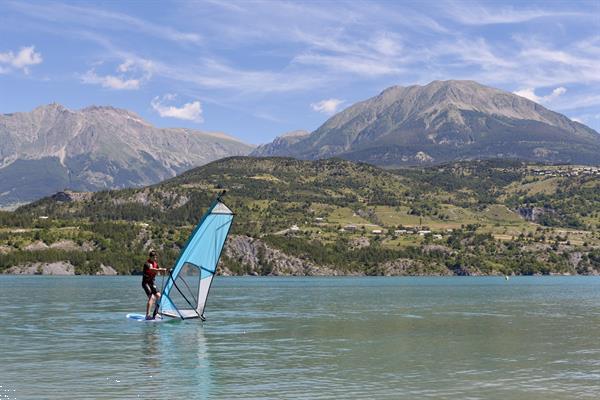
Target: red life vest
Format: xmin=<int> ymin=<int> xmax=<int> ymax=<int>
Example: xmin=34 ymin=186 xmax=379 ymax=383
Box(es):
xmin=143 ymin=259 xmax=159 ymax=279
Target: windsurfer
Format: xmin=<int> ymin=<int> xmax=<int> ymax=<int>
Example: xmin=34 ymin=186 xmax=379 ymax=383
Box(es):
xmin=142 ymin=250 xmax=169 ymax=320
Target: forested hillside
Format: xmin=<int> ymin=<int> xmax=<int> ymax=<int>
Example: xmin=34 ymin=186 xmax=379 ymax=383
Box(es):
xmin=1 ymin=157 xmax=599 ymax=276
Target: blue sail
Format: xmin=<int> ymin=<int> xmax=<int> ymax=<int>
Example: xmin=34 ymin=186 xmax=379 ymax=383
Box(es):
xmin=158 ymin=196 xmax=234 ymax=320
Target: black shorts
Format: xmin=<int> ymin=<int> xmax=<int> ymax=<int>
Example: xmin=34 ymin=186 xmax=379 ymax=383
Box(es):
xmin=142 ymin=279 xmax=158 ymax=298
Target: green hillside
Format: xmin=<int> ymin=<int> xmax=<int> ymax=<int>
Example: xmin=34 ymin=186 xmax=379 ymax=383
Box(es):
xmin=1 ymin=157 xmax=599 ymax=276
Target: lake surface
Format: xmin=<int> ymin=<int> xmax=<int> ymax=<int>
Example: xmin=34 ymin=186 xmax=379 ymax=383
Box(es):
xmin=1 ymin=276 xmax=600 ymax=399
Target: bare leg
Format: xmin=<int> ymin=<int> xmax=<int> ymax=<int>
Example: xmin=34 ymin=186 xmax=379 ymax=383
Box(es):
xmin=152 ymin=292 xmax=161 ymax=318
xmin=146 ymin=295 xmax=155 ymax=318
xmin=145 ymin=293 xmax=162 ymax=319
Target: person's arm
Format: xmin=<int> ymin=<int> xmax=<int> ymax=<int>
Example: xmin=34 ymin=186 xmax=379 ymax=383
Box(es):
xmin=148 ymin=262 xmax=168 ymax=274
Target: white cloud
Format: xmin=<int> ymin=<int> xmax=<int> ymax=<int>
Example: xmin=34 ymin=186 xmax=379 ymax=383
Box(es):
xmin=81 ymin=71 xmax=141 ymax=90
xmin=513 ymin=88 xmax=539 ymax=102
xmin=157 ymin=58 xmax=325 ymax=94
xmin=550 ymin=87 xmax=567 ymax=99
xmin=295 ymin=53 xmax=404 ymax=77
xmin=556 ymin=94 xmax=600 ymax=111
xmin=81 ymin=58 xmax=153 ymax=90
xmin=151 ymin=94 xmax=203 ymax=122
xmin=430 ymin=38 xmax=516 ymax=70
xmin=444 ymin=3 xmax=584 ymax=26
xmin=461 ymin=34 xmax=600 ymax=88
xmin=291 ymin=30 xmax=407 ymax=78
xmin=117 ymin=59 xmax=135 ymax=73
xmin=8 ymin=2 xmax=202 ymax=45
xmin=513 ymin=87 xmax=567 ymax=104
xmin=0 ymin=46 xmax=42 ymax=74
xmin=293 ymin=42 xmax=405 ymax=78
xmin=569 ymin=112 xmax=600 ymax=124
xmin=372 ymin=34 xmax=402 ymax=57
xmin=310 ymin=98 xmax=344 ymax=115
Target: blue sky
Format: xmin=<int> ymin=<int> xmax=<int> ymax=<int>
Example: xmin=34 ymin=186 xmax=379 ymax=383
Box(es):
xmin=1 ymin=0 xmax=599 ymax=144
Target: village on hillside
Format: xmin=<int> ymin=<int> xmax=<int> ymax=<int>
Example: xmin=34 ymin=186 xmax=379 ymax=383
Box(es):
xmin=531 ymin=166 xmax=600 ymax=177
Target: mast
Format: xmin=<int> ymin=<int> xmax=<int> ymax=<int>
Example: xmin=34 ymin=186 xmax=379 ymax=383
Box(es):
xmin=158 ymin=192 xmax=234 ymax=320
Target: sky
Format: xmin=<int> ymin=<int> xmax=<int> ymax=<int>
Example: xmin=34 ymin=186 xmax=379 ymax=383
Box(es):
xmin=1 ymin=0 xmax=599 ymax=145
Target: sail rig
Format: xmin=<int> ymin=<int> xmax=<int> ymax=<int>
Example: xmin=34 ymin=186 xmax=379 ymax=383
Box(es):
xmin=157 ymin=193 xmax=234 ymax=320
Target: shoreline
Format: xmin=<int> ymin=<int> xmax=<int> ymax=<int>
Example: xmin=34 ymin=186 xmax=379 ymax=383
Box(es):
xmin=0 ymin=271 xmax=584 ymax=277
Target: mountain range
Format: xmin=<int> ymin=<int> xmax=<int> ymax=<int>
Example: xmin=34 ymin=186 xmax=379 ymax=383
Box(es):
xmin=0 ymin=104 xmax=254 ymax=207
xmin=4 ymin=80 xmax=600 ymax=207
xmin=252 ymin=80 xmax=600 ymax=167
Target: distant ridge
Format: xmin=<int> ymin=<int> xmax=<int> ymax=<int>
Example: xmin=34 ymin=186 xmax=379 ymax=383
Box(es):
xmin=252 ymin=130 xmax=310 ymax=157
xmin=0 ymin=104 xmax=254 ymax=206
xmin=253 ymin=80 xmax=600 ymax=167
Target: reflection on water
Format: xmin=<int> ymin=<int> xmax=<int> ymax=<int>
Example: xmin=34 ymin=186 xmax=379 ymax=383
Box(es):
xmin=1 ymin=276 xmax=600 ymax=399
xmin=157 ymin=320 xmax=212 ymax=396
xmin=141 ymin=324 xmax=161 ymax=371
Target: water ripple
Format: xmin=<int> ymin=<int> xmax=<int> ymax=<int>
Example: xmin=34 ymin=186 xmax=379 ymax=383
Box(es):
xmin=2 ymin=276 xmax=600 ymax=399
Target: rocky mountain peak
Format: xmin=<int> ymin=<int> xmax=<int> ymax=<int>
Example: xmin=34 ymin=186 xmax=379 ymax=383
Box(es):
xmin=281 ymin=130 xmax=310 ymax=138
xmin=254 ymin=80 xmax=600 ymax=166
xmin=251 ymin=130 xmax=310 ymax=157
xmin=81 ymin=104 xmax=131 ymax=115
xmin=29 ymin=103 xmax=71 ymax=118
xmin=0 ymin=104 xmax=254 ymax=206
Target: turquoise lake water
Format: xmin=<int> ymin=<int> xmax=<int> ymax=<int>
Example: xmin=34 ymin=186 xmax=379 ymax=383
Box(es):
xmin=1 ymin=276 xmax=600 ymax=399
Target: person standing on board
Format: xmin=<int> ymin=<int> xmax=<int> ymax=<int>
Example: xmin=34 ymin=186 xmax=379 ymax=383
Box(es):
xmin=142 ymin=250 xmax=169 ymax=320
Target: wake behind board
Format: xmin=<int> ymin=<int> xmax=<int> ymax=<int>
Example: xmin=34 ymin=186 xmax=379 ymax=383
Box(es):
xmin=126 ymin=313 xmax=168 ymax=323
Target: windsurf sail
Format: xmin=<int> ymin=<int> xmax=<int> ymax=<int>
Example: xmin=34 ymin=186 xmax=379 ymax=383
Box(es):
xmin=157 ymin=193 xmax=234 ymax=320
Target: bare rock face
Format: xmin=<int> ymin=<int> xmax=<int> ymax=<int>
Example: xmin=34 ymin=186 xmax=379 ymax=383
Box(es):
xmin=350 ymin=237 xmax=370 ymax=249
xmin=222 ymin=235 xmax=347 ymax=276
xmin=24 ymin=241 xmax=49 ymax=251
xmin=6 ymin=262 xmax=75 ymax=275
xmin=415 ymin=151 xmax=434 ymax=163
xmin=518 ymin=206 xmax=556 ymax=222
xmin=96 ymin=264 xmax=118 ymax=275
xmin=21 ymin=239 xmax=95 ymax=252
xmin=0 ymin=104 xmax=254 ymax=206
xmin=251 ymin=130 xmax=310 ymax=157
xmin=569 ymin=252 xmax=583 ymax=270
xmin=255 ymin=80 xmax=600 ymax=166
xmin=49 ymin=240 xmax=81 ymax=251
xmin=221 ymin=235 xmax=455 ymax=276
xmin=422 ymin=244 xmax=453 ymax=254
